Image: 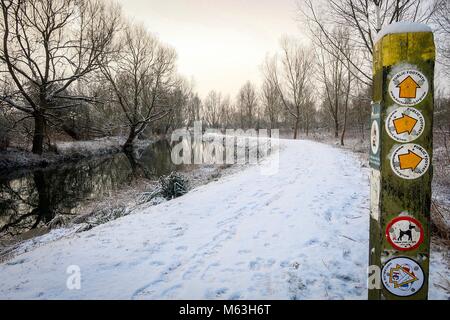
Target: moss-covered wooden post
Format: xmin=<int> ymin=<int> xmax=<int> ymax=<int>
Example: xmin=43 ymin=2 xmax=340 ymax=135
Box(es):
xmin=368 ymin=23 xmax=435 ymax=300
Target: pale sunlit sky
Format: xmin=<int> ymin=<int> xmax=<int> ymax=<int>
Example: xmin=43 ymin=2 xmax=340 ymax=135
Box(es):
xmin=115 ymin=0 xmax=306 ymax=99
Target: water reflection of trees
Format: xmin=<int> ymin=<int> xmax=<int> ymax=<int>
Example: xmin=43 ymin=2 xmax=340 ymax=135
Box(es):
xmin=0 ymin=140 xmax=194 ymax=239
xmin=139 ymin=140 xmax=177 ymax=177
xmin=123 ymin=139 xmax=182 ymax=179
xmin=0 ymin=155 xmax=133 ymax=238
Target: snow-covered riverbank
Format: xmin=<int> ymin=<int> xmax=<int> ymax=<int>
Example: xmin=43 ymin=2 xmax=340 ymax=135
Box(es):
xmin=0 ymin=139 xmax=448 ymax=299
xmin=0 ymin=137 xmax=156 ymax=172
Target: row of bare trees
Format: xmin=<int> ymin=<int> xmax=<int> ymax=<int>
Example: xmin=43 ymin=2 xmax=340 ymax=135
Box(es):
xmin=1 ymin=0 xmax=449 ymax=154
xmin=0 ymin=0 xmax=120 ymax=154
xmin=100 ymin=24 xmax=178 ymax=150
xmin=299 ymin=0 xmax=442 ymax=86
xmin=197 ymin=35 xmax=361 ymax=144
xmin=291 ymin=0 xmax=450 ymax=144
xmin=262 ymin=39 xmax=315 ymax=139
xmin=0 ymin=0 xmax=195 ymax=154
xmin=200 ymin=0 xmax=450 ymax=143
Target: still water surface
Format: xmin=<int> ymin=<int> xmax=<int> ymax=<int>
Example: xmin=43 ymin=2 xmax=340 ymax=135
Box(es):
xmin=0 ymin=140 xmax=189 ymax=239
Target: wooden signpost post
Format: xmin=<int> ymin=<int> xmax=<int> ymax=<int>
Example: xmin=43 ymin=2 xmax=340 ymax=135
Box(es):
xmin=369 ymin=24 xmax=435 ymax=300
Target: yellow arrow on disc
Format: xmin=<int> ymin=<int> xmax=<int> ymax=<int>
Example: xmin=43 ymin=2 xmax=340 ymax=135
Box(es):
xmin=396 ymin=75 xmax=421 ymax=99
xmin=398 ymin=150 xmax=423 ymax=171
xmin=393 ymin=113 xmax=418 ymax=135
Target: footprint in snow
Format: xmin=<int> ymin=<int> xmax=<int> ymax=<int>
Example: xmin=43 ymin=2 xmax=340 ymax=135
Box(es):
xmin=342 ymin=249 xmax=351 ymax=260
xmin=164 ymin=261 xmax=182 ymax=274
xmin=304 ymin=238 xmax=319 ymax=246
xmin=249 ymin=260 xmax=261 ymax=270
xmin=182 ymin=265 xmax=200 ymax=280
xmin=253 ymin=230 xmax=267 ymax=239
xmin=6 ymin=258 xmax=27 ymax=265
xmin=214 ymin=288 xmax=228 ymax=297
xmin=280 ymin=260 xmax=290 ymax=268
xmin=229 ymin=292 xmax=242 ymax=300
xmin=161 ymin=284 xmax=183 ymax=298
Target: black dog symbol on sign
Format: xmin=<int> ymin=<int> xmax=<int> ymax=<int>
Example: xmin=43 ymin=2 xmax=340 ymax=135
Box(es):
xmin=398 ymin=223 xmax=416 ymax=241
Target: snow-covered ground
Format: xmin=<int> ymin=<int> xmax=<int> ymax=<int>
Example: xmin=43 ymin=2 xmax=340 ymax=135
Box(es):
xmin=0 ymin=139 xmax=448 ymax=299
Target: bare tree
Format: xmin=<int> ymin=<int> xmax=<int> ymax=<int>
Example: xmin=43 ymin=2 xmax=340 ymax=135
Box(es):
xmin=203 ymin=90 xmax=222 ymax=128
xmin=267 ymin=38 xmax=313 ymax=139
xmin=218 ymin=95 xmax=232 ymax=129
xmin=159 ymin=78 xmax=191 ymax=134
xmin=315 ymin=28 xmax=353 ymax=144
xmin=0 ymin=0 xmax=120 ymax=154
xmin=261 ymin=75 xmax=281 ymax=132
xmin=261 ymin=57 xmax=282 ymax=129
xmin=101 ymin=24 xmax=177 ymax=150
xmin=299 ymin=0 xmax=440 ymax=86
xmin=302 ymin=87 xmax=316 ymax=137
xmin=186 ymin=92 xmax=202 ymax=128
xmin=340 ymin=67 xmax=352 ymax=146
xmin=237 ymin=81 xmax=258 ymax=129
xmin=350 ymin=87 xmax=372 ymax=139
xmin=433 ymin=0 xmax=450 ymax=75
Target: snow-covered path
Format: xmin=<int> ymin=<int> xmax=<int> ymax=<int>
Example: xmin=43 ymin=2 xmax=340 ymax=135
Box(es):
xmin=0 ymin=139 xmax=447 ymax=299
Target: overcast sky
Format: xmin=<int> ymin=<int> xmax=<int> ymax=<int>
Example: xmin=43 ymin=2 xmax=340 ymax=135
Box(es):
xmin=115 ymin=0 xmax=305 ymax=99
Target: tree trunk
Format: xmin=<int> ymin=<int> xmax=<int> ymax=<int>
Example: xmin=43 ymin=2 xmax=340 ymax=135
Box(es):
xmin=305 ymin=118 xmax=309 ymax=136
xmin=341 ymin=71 xmax=351 ymax=146
xmin=32 ymin=113 xmax=46 ymax=155
xmin=341 ymin=103 xmax=349 ymax=146
xmin=269 ymin=121 xmax=274 ymax=138
xmin=334 ymin=118 xmax=339 ymax=138
xmin=340 ymin=115 xmax=347 ymax=146
xmin=124 ymin=148 xmax=143 ymax=177
xmin=293 ymin=118 xmax=299 ymax=139
xmin=123 ymin=126 xmax=137 ymax=151
xmin=33 ymin=170 xmax=53 ymax=225
xmin=62 ymin=124 xmax=81 ymax=141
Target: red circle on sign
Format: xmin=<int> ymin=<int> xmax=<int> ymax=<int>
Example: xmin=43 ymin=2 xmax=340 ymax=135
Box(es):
xmin=385 ymin=216 xmax=424 ymax=251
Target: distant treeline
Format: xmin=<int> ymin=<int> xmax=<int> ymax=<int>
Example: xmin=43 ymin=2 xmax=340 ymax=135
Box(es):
xmin=0 ymin=0 xmax=449 ymax=154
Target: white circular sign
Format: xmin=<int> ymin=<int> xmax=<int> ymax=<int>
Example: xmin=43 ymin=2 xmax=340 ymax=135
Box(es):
xmin=389 ymin=70 xmax=429 ymax=106
xmin=386 ymin=216 xmax=424 ymax=251
xmin=382 ymin=257 xmax=424 ymax=297
xmin=385 ymin=107 xmax=425 ymax=142
xmin=371 ymin=120 xmax=380 ymax=154
xmin=390 ymin=143 xmax=430 ymax=180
